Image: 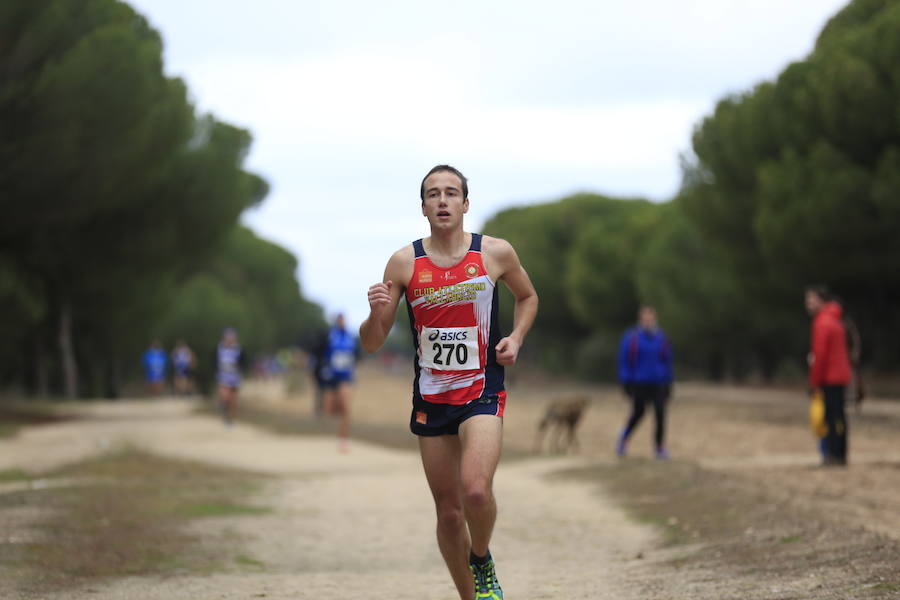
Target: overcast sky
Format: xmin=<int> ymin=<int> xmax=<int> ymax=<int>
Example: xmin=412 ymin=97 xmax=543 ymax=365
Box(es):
xmin=130 ymin=0 xmax=848 ymax=328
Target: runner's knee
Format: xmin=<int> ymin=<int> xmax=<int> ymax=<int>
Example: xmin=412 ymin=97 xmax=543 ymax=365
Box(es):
xmin=435 ymin=502 xmax=466 ymax=531
xmin=462 ymin=480 xmax=493 ymax=511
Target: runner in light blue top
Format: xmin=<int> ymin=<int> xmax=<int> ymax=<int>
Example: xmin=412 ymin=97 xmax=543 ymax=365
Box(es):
xmin=215 ymin=327 xmax=246 ymax=426
xmin=171 ymin=339 xmax=195 ymax=396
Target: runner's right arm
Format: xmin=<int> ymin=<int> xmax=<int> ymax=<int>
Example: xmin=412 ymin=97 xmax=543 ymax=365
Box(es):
xmin=359 ymin=247 xmax=412 ymax=354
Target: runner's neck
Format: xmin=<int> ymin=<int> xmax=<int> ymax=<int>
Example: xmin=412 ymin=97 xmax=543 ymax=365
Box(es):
xmin=424 ymin=231 xmax=471 ymax=264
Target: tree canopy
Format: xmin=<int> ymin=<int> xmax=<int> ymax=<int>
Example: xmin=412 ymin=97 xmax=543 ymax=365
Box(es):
xmin=485 ymin=0 xmax=900 ymax=380
xmin=0 ymin=0 xmax=323 ymax=397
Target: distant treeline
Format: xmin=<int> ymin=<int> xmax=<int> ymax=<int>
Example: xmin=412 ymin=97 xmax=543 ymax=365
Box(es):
xmin=485 ymin=0 xmax=900 ymax=381
xmin=0 ymin=1 xmax=324 ymax=397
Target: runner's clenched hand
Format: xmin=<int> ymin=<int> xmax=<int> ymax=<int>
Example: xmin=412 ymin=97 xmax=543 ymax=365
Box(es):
xmin=367 ymin=280 xmax=393 ymax=316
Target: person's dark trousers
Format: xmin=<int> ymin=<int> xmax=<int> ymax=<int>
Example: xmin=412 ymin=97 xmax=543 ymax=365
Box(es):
xmin=623 ymin=383 xmax=668 ymax=449
xmin=822 ymin=384 xmax=848 ymax=464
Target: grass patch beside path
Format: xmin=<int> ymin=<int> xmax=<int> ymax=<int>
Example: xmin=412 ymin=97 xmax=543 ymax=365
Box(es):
xmin=556 ymin=459 xmax=900 ymax=599
xmin=0 ymin=448 xmax=270 ymax=596
xmin=0 ymin=469 xmax=31 ymax=482
xmin=179 ymin=502 xmax=272 ymax=518
xmin=0 ymin=402 xmax=73 ymax=438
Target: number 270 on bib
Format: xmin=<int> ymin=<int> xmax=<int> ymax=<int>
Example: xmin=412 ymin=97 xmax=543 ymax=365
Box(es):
xmin=418 ymin=327 xmax=480 ymax=371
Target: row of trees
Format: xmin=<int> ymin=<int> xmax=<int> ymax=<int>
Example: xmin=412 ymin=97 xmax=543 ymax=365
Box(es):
xmin=484 ymin=0 xmax=900 ymax=381
xmin=0 ymin=1 xmax=323 ymax=397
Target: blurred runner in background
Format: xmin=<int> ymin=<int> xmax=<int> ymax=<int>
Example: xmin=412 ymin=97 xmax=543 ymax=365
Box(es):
xmin=215 ymin=327 xmax=246 ymax=427
xmin=307 ymin=327 xmax=331 ymax=418
xmin=322 ymin=313 xmax=358 ymax=452
xmin=171 ymin=339 xmax=196 ymax=396
xmin=142 ymin=340 xmax=167 ymax=396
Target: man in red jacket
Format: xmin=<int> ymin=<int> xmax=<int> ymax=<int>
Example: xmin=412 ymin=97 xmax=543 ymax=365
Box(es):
xmin=805 ymin=286 xmax=852 ymax=466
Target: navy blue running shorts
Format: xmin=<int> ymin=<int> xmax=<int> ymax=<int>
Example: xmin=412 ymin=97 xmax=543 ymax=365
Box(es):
xmin=410 ymin=391 xmax=506 ymax=436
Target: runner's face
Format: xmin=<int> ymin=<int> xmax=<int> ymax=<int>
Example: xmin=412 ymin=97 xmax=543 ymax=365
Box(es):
xmin=639 ymin=307 xmax=657 ymax=329
xmin=421 ymin=171 xmax=468 ymax=230
xmin=805 ymin=291 xmax=823 ymax=316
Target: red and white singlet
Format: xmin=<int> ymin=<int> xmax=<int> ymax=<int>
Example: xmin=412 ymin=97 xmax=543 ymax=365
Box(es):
xmin=405 ymin=233 xmax=505 ymax=406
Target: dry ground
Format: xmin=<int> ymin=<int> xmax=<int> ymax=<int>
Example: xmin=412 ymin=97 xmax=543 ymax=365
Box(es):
xmin=0 ymin=363 xmax=898 ymax=599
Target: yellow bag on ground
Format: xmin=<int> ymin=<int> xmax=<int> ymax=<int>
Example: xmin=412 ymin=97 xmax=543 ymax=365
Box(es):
xmin=809 ymin=389 xmax=827 ymax=438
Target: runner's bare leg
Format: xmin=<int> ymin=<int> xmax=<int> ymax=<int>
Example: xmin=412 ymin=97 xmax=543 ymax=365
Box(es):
xmin=420 ymin=435 xmax=475 ymax=600
xmin=336 ymin=382 xmax=351 ymax=440
xmin=459 ymin=415 xmax=503 ymax=556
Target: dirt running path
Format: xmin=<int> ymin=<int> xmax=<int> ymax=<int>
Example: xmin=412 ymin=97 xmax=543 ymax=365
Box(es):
xmin=1 ymin=398 xmax=665 ymax=600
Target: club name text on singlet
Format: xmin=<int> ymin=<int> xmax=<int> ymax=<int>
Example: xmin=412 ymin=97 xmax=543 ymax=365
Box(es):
xmin=405 ymin=233 xmax=504 ymax=405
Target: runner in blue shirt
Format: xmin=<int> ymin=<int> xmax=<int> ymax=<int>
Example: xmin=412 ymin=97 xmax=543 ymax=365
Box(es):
xmin=142 ymin=340 xmax=167 ymax=396
xmin=323 ymin=313 xmax=358 ymax=451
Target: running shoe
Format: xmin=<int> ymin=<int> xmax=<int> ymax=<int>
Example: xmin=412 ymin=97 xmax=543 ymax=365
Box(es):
xmin=470 ymin=555 xmax=503 ymax=599
xmin=655 ymin=447 xmax=671 ymax=460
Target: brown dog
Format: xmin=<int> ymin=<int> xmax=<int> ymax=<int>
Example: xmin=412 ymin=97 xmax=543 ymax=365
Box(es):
xmin=534 ymin=395 xmax=590 ymax=453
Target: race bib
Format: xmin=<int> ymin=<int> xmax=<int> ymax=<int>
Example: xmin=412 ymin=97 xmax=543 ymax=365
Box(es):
xmin=419 ymin=327 xmax=480 ymax=371
xmin=331 ymin=350 xmax=354 ymax=371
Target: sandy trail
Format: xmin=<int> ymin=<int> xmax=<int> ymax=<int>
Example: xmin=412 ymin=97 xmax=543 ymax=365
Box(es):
xmin=1 ymin=397 xmax=661 ymax=600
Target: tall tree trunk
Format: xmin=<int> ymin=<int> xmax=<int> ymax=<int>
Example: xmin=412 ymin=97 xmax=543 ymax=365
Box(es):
xmin=59 ymin=303 xmax=78 ymax=398
xmin=707 ymin=352 xmax=724 ymax=382
xmin=104 ymin=350 xmax=120 ymax=399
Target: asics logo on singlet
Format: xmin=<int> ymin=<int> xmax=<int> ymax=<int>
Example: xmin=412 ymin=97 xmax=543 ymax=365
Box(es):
xmin=427 ymin=330 xmax=468 ymax=341
xmin=438 ymin=331 xmax=468 ymax=341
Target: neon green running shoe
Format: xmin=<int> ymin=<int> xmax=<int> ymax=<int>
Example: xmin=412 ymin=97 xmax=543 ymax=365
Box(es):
xmin=470 ymin=555 xmax=503 ymax=600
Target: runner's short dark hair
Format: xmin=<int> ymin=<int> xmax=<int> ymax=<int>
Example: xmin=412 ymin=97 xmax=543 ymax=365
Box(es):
xmin=805 ymin=285 xmax=832 ymax=302
xmin=420 ymin=165 xmax=468 ymax=202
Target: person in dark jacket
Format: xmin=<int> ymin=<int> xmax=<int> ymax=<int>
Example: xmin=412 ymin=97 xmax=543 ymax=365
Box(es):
xmin=805 ymin=286 xmax=852 ymax=465
xmin=306 ymin=328 xmax=331 ymax=418
xmin=616 ymin=306 xmax=674 ymax=459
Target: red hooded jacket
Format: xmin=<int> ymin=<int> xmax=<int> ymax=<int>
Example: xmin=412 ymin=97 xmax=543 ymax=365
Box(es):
xmin=809 ymin=302 xmax=852 ymax=387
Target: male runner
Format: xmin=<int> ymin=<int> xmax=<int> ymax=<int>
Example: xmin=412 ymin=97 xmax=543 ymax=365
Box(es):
xmin=171 ymin=339 xmax=196 ymax=396
xmin=323 ymin=313 xmax=358 ymax=451
xmin=360 ymin=165 xmax=538 ymax=600
xmin=215 ymin=327 xmax=246 ymax=426
xmin=142 ymin=340 xmax=167 ymax=396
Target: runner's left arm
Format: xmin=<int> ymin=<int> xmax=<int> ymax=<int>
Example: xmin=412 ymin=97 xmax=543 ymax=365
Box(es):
xmin=490 ymin=238 xmax=538 ymax=366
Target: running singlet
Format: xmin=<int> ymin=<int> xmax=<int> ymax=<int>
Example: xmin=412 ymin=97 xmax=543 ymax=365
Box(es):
xmin=143 ymin=349 xmax=166 ymax=382
xmin=217 ymin=343 xmax=242 ymax=387
xmin=327 ymin=327 xmax=356 ymax=379
xmin=172 ymin=348 xmax=192 ymax=375
xmin=406 ymin=233 xmax=504 ymax=405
